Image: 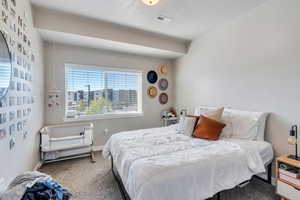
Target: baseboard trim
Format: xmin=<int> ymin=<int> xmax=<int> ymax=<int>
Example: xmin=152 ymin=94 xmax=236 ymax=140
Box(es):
xmin=93 ymin=145 xmax=104 ymax=152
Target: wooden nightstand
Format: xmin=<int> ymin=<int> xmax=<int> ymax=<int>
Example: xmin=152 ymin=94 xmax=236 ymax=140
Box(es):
xmin=276 ymin=155 xmax=300 ymax=200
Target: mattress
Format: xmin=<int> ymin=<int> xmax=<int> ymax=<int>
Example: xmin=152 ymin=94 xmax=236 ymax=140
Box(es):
xmin=103 ymin=125 xmax=272 ymax=200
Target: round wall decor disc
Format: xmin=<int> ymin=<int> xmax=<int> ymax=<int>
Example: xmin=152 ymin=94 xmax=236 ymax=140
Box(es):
xmin=158 ymin=78 xmax=168 ymax=91
xmin=159 ymin=93 xmax=168 ymax=104
xmin=147 ymin=86 xmax=158 ymax=98
xmin=147 ymin=70 xmax=158 ymax=84
xmin=158 ymin=64 xmax=168 ymax=76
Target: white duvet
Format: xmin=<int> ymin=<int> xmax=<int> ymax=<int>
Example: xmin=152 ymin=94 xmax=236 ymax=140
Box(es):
xmin=103 ymin=125 xmax=266 ymax=200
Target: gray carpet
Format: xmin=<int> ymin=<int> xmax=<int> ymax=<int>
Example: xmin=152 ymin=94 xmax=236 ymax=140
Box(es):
xmin=39 ymin=152 xmax=277 ymax=200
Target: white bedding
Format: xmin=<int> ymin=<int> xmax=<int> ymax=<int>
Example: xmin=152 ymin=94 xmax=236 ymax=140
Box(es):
xmin=103 ymin=125 xmax=268 ymax=200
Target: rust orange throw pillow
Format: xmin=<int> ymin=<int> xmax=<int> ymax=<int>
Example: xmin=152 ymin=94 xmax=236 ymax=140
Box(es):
xmin=192 ymin=115 xmax=226 ymax=141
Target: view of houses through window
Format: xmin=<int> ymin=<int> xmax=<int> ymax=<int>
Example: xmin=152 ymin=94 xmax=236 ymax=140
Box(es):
xmin=65 ymin=65 xmax=142 ymax=119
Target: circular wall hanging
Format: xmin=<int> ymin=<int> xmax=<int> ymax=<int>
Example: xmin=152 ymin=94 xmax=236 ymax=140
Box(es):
xmin=147 ymin=70 xmax=158 ymax=84
xmin=147 ymin=86 xmax=158 ymax=98
xmin=158 ymin=78 xmax=168 ymax=91
xmin=158 ymin=64 xmax=168 ymax=76
xmin=159 ymin=93 xmax=168 ymax=104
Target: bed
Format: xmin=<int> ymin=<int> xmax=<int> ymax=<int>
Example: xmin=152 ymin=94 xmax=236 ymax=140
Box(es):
xmin=103 ymin=107 xmax=274 ymax=200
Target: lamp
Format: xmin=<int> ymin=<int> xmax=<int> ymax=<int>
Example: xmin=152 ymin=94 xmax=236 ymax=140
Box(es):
xmin=288 ymin=125 xmax=299 ymax=160
xmin=142 ymin=0 xmax=160 ymax=6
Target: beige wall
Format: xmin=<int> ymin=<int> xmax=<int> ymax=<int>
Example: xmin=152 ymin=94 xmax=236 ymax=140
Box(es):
xmin=174 ymin=0 xmax=300 ymax=157
xmin=44 ymin=43 xmax=173 ymax=147
xmin=0 ymin=0 xmax=44 ymax=188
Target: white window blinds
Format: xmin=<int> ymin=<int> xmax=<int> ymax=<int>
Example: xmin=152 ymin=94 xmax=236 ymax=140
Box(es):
xmin=65 ymin=64 xmax=142 ymax=119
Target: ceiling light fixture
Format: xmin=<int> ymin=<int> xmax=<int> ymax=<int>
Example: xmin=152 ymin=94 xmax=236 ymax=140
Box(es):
xmin=142 ymin=0 xmax=160 ymax=6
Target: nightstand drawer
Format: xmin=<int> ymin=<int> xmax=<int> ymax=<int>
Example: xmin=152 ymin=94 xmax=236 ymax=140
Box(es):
xmin=277 ymin=180 xmax=300 ymax=200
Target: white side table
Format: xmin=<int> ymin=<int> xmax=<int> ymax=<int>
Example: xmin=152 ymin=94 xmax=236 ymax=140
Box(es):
xmin=162 ymin=117 xmax=179 ymax=127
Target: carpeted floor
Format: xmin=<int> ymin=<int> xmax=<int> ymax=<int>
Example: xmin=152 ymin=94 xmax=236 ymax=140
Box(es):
xmin=39 ymin=152 xmax=277 ymax=200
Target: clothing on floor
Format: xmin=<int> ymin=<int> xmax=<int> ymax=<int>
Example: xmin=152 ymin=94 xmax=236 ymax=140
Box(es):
xmin=21 ymin=181 xmax=71 ymax=200
xmin=0 ymin=171 xmax=51 ymax=200
xmin=0 ymin=171 xmax=71 ymax=200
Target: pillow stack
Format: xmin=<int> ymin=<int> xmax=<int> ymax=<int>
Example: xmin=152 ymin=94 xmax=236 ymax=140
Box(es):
xmin=178 ymin=107 xmax=226 ymax=141
xmin=184 ymin=106 xmax=269 ymax=141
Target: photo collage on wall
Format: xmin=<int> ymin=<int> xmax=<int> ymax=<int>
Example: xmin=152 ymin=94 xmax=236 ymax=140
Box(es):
xmin=0 ymin=0 xmax=35 ymax=150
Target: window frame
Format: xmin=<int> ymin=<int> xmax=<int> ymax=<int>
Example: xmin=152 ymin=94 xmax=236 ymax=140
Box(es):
xmin=64 ymin=63 xmax=143 ymax=122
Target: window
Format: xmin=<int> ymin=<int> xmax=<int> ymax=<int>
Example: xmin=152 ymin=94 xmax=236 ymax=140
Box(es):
xmin=65 ymin=64 xmax=142 ymax=120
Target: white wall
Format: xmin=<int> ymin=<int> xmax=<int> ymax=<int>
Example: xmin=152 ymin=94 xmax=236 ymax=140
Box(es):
xmin=0 ymin=0 xmax=44 ymax=188
xmin=44 ymin=43 xmax=173 ymax=146
xmin=174 ymin=0 xmax=300 ymax=157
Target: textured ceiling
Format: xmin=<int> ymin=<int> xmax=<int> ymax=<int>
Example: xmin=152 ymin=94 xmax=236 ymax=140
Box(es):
xmin=30 ymin=0 xmax=268 ymax=40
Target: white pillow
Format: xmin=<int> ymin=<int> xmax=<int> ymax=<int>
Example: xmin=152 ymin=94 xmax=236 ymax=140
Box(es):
xmin=225 ymin=108 xmax=267 ymax=140
xmin=194 ymin=106 xmax=233 ymax=138
xmin=256 ymin=113 xmax=268 ymax=141
xmin=177 ymin=116 xmax=198 ymax=136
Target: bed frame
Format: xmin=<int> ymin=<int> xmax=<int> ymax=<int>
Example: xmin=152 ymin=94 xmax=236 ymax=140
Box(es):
xmin=111 ymin=157 xmax=272 ymax=200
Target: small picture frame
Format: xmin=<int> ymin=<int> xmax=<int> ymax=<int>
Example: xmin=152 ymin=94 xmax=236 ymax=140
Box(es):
xmin=17 ymin=56 xmax=22 ymax=65
xmin=0 ymin=113 xmax=7 ymax=124
xmin=9 ymin=124 xmax=15 ymax=135
xmin=10 ymin=80 xmax=15 ymax=90
xmin=17 ymin=96 xmax=21 ymax=105
xmin=17 ymin=121 xmax=22 ymax=132
xmin=9 ymin=96 xmax=15 ymax=106
xmin=2 ymin=0 xmax=8 ymax=9
xmin=0 ymin=128 xmax=7 ymax=140
xmin=20 ymin=70 xmax=24 ymax=79
xmin=9 ymin=138 xmax=15 ymax=150
xmin=9 ymin=111 xmax=15 ymax=121
xmin=23 ymin=130 xmax=28 ymax=139
xmin=0 ymin=97 xmax=7 ymax=108
xmin=11 ymin=0 xmax=16 ymax=7
xmin=23 ymin=96 xmax=26 ymax=104
xmin=2 ymin=10 xmax=8 ymax=25
xmin=23 ymin=109 xmax=26 ymax=117
xmin=17 ymin=82 xmax=21 ymax=91
xmin=13 ymin=67 xmax=18 ymax=77
xmin=17 ymin=110 xmax=21 ymax=118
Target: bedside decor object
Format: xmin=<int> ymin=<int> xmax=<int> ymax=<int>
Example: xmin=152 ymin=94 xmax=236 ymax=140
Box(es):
xmin=158 ymin=64 xmax=168 ymax=76
xmin=147 ymin=86 xmax=158 ymax=98
xmin=159 ymin=93 xmax=168 ymax=104
xmin=169 ymin=107 xmax=177 ymax=117
xmin=180 ymin=109 xmax=188 ymax=116
xmin=0 ymin=30 xmax=12 ymax=101
xmin=147 ymin=70 xmax=158 ymax=84
xmin=288 ymin=125 xmax=299 ymax=160
xmin=158 ymin=78 xmax=168 ymax=91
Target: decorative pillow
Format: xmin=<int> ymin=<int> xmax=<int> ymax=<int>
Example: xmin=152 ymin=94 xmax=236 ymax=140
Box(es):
xmin=177 ymin=115 xmax=200 ymax=136
xmin=225 ymin=108 xmax=266 ymax=140
xmin=205 ymin=107 xmax=224 ymax=121
xmin=192 ymin=115 xmax=226 ymax=140
xmin=194 ymin=106 xmax=233 ymax=138
xmin=219 ymin=112 xmax=233 ymax=138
